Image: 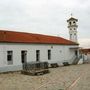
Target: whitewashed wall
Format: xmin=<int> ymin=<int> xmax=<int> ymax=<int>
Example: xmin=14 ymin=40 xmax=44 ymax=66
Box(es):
xmin=87 ymin=53 xmax=90 ymax=63
xmin=0 ymin=43 xmax=78 ymax=72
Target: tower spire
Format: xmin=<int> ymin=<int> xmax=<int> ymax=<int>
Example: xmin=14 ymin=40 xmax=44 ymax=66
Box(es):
xmin=67 ymin=16 xmax=78 ymax=43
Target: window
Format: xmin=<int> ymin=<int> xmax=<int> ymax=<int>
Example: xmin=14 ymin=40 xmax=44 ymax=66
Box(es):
xmin=74 ymin=28 xmax=76 ymax=30
xmin=48 ymin=50 xmax=51 ymax=60
xmin=36 ymin=50 xmax=40 ymax=61
xmin=73 ymin=21 xmax=76 ymax=24
xmin=70 ymin=34 xmax=72 ymax=39
xmin=74 ymin=33 xmax=76 ymax=35
xmin=69 ymin=22 xmax=71 ymax=25
xmin=7 ymin=51 xmax=13 ymax=65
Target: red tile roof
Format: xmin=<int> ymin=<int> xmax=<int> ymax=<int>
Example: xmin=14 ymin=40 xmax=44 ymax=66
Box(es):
xmin=80 ymin=49 xmax=90 ymax=54
xmin=0 ymin=30 xmax=78 ymax=45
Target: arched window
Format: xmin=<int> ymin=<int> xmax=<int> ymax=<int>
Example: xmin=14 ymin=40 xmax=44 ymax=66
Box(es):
xmin=69 ymin=22 xmax=71 ymax=25
xmin=74 ymin=28 xmax=76 ymax=30
xmin=70 ymin=34 xmax=72 ymax=39
xmin=73 ymin=21 xmax=76 ymax=24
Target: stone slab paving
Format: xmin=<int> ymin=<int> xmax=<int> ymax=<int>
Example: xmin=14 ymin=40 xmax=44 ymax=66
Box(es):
xmin=0 ymin=64 xmax=90 ymax=90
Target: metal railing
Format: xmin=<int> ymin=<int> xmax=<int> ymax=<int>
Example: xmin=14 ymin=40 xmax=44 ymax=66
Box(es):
xmin=72 ymin=55 xmax=82 ymax=65
xmin=22 ymin=61 xmax=49 ymax=75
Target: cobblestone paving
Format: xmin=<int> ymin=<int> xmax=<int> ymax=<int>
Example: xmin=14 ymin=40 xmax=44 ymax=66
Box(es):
xmin=0 ymin=64 xmax=90 ymax=90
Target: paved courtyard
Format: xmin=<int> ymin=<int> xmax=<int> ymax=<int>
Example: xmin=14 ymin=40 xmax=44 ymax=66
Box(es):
xmin=0 ymin=64 xmax=90 ymax=90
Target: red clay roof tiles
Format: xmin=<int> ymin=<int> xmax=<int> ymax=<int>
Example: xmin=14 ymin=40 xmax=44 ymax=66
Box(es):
xmin=0 ymin=30 xmax=78 ymax=45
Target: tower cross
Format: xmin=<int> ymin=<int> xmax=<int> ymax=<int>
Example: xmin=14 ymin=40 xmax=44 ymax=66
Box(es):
xmin=71 ymin=13 xmax=73 ymax=17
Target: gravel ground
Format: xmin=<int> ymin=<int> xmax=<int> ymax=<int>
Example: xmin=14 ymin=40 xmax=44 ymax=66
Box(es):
xmin=0 ymin=64 xmax=90 ymax=90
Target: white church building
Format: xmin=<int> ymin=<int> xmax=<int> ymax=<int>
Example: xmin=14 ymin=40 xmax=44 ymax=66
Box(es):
xmin=0 ymin=16 xmax=80 ymax=72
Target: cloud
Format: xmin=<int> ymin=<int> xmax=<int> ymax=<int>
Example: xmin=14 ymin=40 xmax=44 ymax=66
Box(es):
xmin=0 ymin=0 xmax=90 ymax=48
xmin=79 ymin=38 xmax=90 ymax=48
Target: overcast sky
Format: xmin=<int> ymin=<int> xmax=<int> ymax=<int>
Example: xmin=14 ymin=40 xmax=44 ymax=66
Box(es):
xmin=0 ymin=0 xmax=90 ymax=48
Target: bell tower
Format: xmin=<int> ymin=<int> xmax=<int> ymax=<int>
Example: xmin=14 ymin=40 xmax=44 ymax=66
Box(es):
xmin=67 ymin=15 xmax=78 ymax=43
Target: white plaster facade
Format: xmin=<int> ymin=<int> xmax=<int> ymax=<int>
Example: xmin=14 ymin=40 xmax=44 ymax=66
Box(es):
xmin=0 ymin=43 xmax=79 ymax=72
xmin=83 ymin=53 xmax=90 ymax=63
xmin=87 ymin=53 xmax=90 ymax=62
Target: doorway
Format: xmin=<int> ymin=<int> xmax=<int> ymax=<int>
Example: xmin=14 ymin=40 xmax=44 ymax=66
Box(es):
xmin=75 ymin=50 xmax=78 ymax=56
xmin=36 ymin=50 xmax=40 ymax=61
xmin=21 ymin=51 xmax=27 ymax=63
